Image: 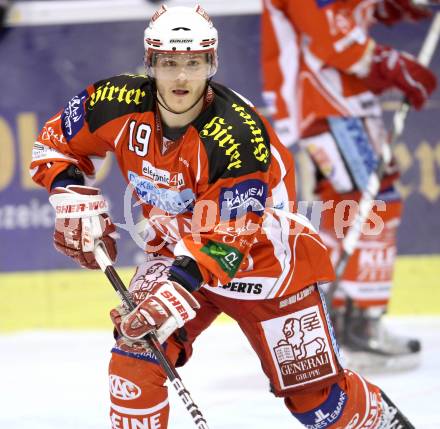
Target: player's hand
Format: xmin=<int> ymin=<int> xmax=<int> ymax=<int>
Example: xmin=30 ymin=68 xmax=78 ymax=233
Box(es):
xmin=374 ymin=0 xmax=433 ymax=25
xmin=110 ymin=280 xmax=199 ymax=343
xmin=49 ymin=185 xmax=117 ymax=269
xmin=110 ymin=303 xmax=183 ymax=352
xmin=363 ymin=44 xmax=437 ymax=110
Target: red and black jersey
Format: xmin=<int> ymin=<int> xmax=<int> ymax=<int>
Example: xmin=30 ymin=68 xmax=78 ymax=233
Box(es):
xmin=31 ymin=74 xmax=334 ymax=299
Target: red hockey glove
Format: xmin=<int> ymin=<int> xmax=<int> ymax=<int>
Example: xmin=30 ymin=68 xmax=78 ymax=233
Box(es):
xmin=49 ymin=185 xmax=117 ymax=269
xmin=363 ymin=44 xmax=437 ymax=110
xmin=110 ymin=280 xmax=199 ymax=344
xmin=374 ymin=0 xmax=433 ymax=25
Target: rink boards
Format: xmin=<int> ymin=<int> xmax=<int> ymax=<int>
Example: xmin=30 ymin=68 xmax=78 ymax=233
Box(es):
xmin=0 ymin=255 xmax=439 ymax=332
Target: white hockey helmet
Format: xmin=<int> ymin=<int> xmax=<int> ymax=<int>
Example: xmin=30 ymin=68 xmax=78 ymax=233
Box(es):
xmin=144 ymin=4 xmax=218 ymax=79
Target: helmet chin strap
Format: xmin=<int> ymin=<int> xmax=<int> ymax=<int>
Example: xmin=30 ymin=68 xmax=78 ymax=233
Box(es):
xmin=154 ymin=79 xmax=210 ymax=116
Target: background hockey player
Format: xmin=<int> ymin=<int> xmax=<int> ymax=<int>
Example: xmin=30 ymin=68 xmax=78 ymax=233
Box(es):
xmin=31 ymin=4 xmax=416 ymax=428
xmin=261 ymin=0 xmax=437 ymax=371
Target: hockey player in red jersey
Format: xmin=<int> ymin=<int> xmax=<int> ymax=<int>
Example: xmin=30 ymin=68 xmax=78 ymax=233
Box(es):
xmin=32 ymin=4 xmax=416 ymax=428
xmin=261 ymin=0 xmax=437 ymax=372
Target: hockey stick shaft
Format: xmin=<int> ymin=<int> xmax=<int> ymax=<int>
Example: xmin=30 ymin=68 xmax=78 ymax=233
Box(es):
xmin=94 ymin=245 xmax=209 ymax=429
xmin=326 ymin=12 xmax=440 ymax=303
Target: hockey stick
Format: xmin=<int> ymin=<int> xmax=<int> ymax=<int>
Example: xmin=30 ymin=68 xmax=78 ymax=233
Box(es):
xmin=93 ymin=245 xmax=210 ymax=429
xmin=325 ymin=12 xmax=440 ymax=305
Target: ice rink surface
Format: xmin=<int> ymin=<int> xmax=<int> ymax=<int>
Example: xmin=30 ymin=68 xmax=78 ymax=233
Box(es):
xmin=1 ymin=316 xmax=439 ymax=429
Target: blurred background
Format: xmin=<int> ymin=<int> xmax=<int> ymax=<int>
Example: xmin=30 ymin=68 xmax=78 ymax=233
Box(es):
xmin=0 ymin=1 xmax=439 ymax=427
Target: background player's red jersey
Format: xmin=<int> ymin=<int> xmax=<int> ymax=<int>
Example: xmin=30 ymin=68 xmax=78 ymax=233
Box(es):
xmin=262 ymin=0 xmax=380 ymax=143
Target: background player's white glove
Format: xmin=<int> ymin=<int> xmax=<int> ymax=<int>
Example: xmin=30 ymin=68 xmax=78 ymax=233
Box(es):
xmin=110 ymin=280 xmax=199 ymax=345
xmin=49 ymin=185 xmax=117 ymax=269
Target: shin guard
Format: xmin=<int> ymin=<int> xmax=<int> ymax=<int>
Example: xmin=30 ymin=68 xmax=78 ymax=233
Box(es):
xmin=108 ymin=348 xmax=179 ymax=429
xmin=285 ymin=369 xmax=414 ymax=428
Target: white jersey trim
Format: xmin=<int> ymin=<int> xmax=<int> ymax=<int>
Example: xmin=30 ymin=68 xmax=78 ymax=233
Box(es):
xmin=263 ymin=144 xmax=292 ymax=298
xmin=110 ymin=398 xmax=169 ymax=416
xmin=264 ymin=0 xmax=300 ymax=144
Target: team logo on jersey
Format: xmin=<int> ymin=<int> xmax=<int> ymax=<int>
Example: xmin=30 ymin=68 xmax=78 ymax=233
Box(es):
xmin=142 ymin=160 xmax=185 ymax=188
xmin=219 ymin=179 xmax=267 ymax=221
xmin=88 ymin=81 xmax=146 ymax=109
xmin=128 ymin=171 xmax=194 ymax=215
xmin=261 ymin=306 xmax=337 ymax=390
xmin=109 ymin=375 xmax=141 ymax=400
xmin=292 ymin=384 xmax=347 ymax=429
xmin=201 ymin=240 xmax=243 ymax=277
xmin=61 ymin=89 xmax=88 ymax=142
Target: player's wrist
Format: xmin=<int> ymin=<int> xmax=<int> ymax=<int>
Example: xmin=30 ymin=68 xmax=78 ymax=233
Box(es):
xmin=168 ymin=255 xmax=204 ymax=292
xmin=50 ymin=164 xmax=85 ymax=190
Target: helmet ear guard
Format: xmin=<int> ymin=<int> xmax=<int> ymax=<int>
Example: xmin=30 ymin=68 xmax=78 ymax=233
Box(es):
xmin=144 ymin=4 xmax=218 ymax=79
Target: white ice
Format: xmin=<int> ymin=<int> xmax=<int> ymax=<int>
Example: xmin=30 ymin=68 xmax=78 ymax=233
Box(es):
xmin=1 ymin=317 xmax=439 ymax=429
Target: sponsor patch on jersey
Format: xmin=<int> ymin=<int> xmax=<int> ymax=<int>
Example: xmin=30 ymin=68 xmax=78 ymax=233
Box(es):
xmin=292 ymin=384 xmax=347 ymax=428
xmin=110 ymin=411 xmax=162 ymax=429
xmin=231 ymin=103 xmax=270 ymax=166
xmin=214 ymin=219 xmax=259 ymax=247
xmin=201 ymin=240 xmax=243 ymax=277
xmin=32 ymin=142 xmax=75 ymax=163
xmin=61 ymin=89 xmax=88 ymax=142
xmin=110 ymin=411 xmax=163 ymax=429
xmin=279 ymin=285 xmax=316 ymax=309
xmin=221 ymin=281 xmax=262 ymax=294
xmin=109 ymin=375 xmax=141 ymax=400
xmin=261 ymin=305 xmax=338 ymax=390
xmin=219 ymin=179 xmax=267 ymax=221
xmin=88 ymin=80 xmax=146 ymax=109
xmin=200 ymin=115 xmax=242 ymax=171
xmin=196 ymin=83 xmax=270 ymax=182
xmin=142 ymin=160 xmax=185 ymax=188
xmin=128 ymin=171 xmax=194 ymax=214
xmin=315 ymin=0 xmax=337 ymax=7
xmin=40 ymin=125 xmax=66 ymax=146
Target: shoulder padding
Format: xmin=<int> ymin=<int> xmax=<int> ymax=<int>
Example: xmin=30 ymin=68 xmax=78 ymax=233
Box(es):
xmin=193 ymin=82 xmax=271 ymax=184
xmin=86 ymin=74 xmax=154 ymax=132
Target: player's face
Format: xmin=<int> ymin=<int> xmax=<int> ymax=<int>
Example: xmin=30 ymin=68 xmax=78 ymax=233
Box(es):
xmin=154 ymin=53 xmax=210 ymax=113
